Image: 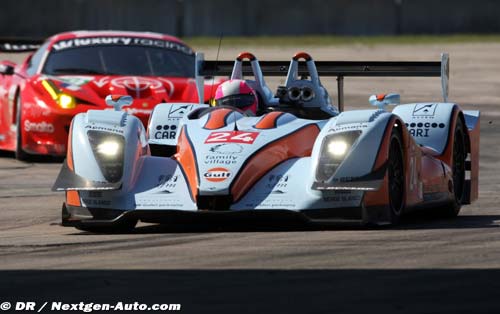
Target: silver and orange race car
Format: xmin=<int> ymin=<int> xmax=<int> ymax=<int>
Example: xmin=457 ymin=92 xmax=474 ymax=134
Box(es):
xmin=53 ymin=51 xmax=479 ymax=232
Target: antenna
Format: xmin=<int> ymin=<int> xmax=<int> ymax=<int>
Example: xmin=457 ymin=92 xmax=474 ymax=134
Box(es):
xmin=208 ymin=33 xmax=223 ymax=106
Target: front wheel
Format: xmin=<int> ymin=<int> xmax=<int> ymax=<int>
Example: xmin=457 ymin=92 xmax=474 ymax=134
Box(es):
xmin=387 ymin=129 xmax=405 ymax=224
xmin=14 ymin=95 xmax=30 ymax=161
xmin=441 ymin=118 xmax=466 ymax=217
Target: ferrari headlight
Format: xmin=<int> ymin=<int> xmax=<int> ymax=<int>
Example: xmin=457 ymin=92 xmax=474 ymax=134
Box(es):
xmin=58 ymin=93 xmax=76 ymax=109
xmin=88 ymin=131 xmax=125 ymax=183
xmin=41 ymin=80 xmax=76 ymax=109
xmin=316 ymin=131 xmax=361 ymax=181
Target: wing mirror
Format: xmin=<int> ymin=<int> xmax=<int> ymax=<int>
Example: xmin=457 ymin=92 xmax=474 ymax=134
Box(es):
xmin=369 ymin=93 xmax=400 ymax=110
xmin=105 ymin=95 xmax=133 ymax=111
xmin=0 ymin=63 xmax=15 ymax=75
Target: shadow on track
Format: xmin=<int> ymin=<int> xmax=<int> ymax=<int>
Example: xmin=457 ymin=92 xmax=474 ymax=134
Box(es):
xmin=2 ymin=269 xmax=500 ymax=314
xmin=71 ymin=213 xmax=500 ymax=235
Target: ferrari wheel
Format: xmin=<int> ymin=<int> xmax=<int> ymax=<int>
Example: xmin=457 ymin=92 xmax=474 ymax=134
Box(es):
xmin=442 ymin=118 xmax=466 ymax=217
xmin=14 ymin=95 xmax=30 ymax=161
xmin=387 ymin=129 xmax=405 ymax=224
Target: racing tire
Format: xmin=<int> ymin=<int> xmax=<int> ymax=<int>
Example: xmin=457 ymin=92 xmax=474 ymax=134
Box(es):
xmin=14 ymin=94 xmax=30 ymax=161
xmin=387 ymin=128 xmax=405 ymax=224
xmin=441 ymin=118 xmax=466 ymax=217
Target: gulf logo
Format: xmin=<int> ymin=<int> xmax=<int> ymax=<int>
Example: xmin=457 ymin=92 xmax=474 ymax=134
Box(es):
xmin=204 ymin=167 xmax=231 ymax=182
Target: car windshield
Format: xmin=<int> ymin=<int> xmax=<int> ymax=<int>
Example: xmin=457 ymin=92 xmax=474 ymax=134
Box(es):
xmin=42 ymin=40 xmax=195 ymax=77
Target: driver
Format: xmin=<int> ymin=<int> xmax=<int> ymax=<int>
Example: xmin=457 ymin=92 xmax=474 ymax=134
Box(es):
xmin=213 ymin=79 xmax=258 ymax=115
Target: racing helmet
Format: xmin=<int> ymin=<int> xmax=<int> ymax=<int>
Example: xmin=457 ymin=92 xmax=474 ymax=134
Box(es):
xmin=214 ymin=79 xmax=258 ymax=114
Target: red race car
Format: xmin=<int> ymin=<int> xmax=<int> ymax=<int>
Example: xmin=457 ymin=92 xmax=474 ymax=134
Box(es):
xmin=0 ymin=31 xmax=218 ymax=160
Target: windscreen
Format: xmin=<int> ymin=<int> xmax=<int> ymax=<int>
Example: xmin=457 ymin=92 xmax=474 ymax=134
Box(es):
xmin=42 ymin=37 xmax=195 ymax=77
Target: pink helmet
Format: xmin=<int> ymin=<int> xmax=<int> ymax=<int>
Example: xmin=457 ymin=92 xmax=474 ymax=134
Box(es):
xmin=214 ymin=79 xmax=258 ymax=114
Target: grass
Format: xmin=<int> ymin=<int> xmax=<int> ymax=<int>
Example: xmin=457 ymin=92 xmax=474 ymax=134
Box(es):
xmin=184 ymin=34 xmax=500 ymax=47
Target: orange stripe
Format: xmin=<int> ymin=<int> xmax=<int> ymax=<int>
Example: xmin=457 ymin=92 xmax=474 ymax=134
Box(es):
xmin=231 ymin=124 xmax=319 ymax=202
xmin=66 ymin=121 xmax=74 ymax=171
xmin=176 ymin=128 xmax=198 ymax=200
xmin=66 ymin=190 xmax=81 ymax=207
xmin=204 ymin=108 xmax=233 ymax=130
xmin=254 ymin=112 xmax=283 ymax=129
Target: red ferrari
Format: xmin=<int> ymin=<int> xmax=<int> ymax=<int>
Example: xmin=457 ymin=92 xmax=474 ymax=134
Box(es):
xmin=0 ymin=31 xmax=217 ymax=160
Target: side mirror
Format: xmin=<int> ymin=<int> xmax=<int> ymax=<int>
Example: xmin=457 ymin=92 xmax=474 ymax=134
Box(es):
xmin=369 ymin=93 xmax=400 ymax=110
xmin=0 ymin=64 xmax=15 ymax=75
xmin=105 ymin=95 xmax=133 ymax=111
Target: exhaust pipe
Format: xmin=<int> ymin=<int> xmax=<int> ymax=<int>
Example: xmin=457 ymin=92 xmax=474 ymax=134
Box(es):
xmin=288 ymin=87 xmax=302 ymax=102
xmin=301 ymin=87 xmax=315 ymax=102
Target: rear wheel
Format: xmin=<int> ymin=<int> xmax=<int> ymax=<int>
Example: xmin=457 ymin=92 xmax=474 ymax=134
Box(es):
xmin=14 ymin=95 xmax=30 ymax=161
xmin=442 ymin=118 xmax=466 ymax=217
xmin=387 ymin=129 xmax=405 ymax=224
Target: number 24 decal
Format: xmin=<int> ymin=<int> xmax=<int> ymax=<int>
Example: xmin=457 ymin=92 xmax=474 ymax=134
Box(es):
xmin=205 ymin=131 xmax=259 ymax=144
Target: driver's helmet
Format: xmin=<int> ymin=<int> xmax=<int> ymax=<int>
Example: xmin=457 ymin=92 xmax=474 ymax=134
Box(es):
xmin=214 ymin=79 xmax=258 ymax=114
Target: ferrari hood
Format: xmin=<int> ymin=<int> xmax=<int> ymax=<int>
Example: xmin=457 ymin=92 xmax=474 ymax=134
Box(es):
xmin=36 ymin=74 xmax=198 ymax=109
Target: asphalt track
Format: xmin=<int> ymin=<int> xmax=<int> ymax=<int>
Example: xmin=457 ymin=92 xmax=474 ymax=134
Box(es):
xmin=1 ymin=44 xmax=500 ymax=313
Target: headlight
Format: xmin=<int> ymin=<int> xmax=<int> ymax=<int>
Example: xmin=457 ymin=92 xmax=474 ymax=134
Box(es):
xmin=327 ymin=140 xmax=348 ymax=157
xmin=96 ymin=140 xmax=121 ymax=157
xmin=88 ymin=131 xmax=125 ymax=183
xmin=58 ymin=93 xmax=76 ymax=109
xmin=316 ymin=131 xmax=361 ymax=182
xmin=41 ymin=80 xmax=76 ymax=109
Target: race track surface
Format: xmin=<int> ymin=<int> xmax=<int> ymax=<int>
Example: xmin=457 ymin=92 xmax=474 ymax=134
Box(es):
xmin=1 ymin=44 xmax=500 ymax=313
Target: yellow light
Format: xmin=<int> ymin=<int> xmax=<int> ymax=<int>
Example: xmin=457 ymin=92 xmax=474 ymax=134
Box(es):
xmin=41 ymin=80 xmax=58 ymax=100
xmin=58 ymin=94 xmax=76 ymax=109
xmin=327 ymin=140 xmax=348 ymax=157
xmin=96 ymin=141 xmax=120 ymax=157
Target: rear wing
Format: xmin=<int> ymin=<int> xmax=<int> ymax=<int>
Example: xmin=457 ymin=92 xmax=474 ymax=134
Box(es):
xmin=196 ymin=53 xmax=449 ymax=112
xmin=0 ymin=37 xmax=44 ymax=53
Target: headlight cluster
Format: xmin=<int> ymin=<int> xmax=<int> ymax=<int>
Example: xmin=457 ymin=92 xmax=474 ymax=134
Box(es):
xmin=316 ymin=131 xmax=361 ymax=182
xmin=87 ymin=131 xmax=125 ymax=183
xmin=41 ymin=80 xmax=76 ymax=109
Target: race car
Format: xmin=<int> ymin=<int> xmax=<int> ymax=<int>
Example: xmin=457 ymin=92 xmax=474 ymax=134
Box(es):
xmin=0 ymin=31 xmax=218 ymax=160
xmin=52 ymin=51 xmax=480 ymax=232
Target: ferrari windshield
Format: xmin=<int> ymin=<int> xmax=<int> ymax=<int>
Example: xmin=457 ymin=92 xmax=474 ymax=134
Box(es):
xmin=42 ymin=41 xmax=195 ymax=77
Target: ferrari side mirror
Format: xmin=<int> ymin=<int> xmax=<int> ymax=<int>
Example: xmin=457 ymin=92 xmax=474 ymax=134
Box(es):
xmin=0 ymin=64 xmax=15 ymax=75
xmin=105 ymin=95 xmax=133 ymax=111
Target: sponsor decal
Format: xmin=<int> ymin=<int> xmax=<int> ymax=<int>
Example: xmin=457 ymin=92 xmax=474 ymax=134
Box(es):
xmin=51 ymin=37 xmax=194 ymax=55
xmin=56 ymin=76 xmax=94 ymax=87
xmin=205 ymin=131 xmax=259 ymax=144
xmin=85 ymin=125 xmax=124 ymax=134
xmin=93 ymin=76 xmax=174 ymax=97
xmin=154 ymin=124 xmax=177 ymax=139
xmin=266 ymin=175 xmax=290 ymax=194
xmin=209 ymin=143 xmax=244 ymax=154
xmin=412 ymin=104 xmax=437 ymax=117
xmin=168 ymin=105 xmax=193 ymax=118
xmin=82 ymin=199 xmax=112 ymax=206
xmin=204 ymin=155 xmax=239 ymax=165
xmin=329 ymin=123 xmax=368 ymax=133
xmin=157 ymin=174 xmax=179 ymax=193
xmin=405 ymin=122 xmax=445 ymax=138
xmin=204 ymin=167 xmax=231 ymax=182
xmin=24 ymin=120 xmax=54 ymax=133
